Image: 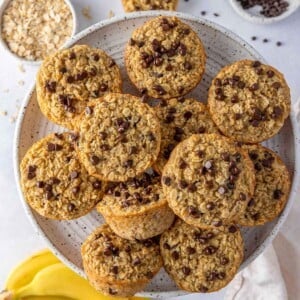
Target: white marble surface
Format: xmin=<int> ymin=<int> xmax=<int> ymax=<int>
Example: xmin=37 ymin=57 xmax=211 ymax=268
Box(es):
xmin=0 ymin=1 xmax=299 ymax=299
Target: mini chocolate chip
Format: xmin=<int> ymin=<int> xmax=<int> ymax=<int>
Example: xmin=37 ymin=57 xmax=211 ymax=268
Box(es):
xmin=45 ymin=191 xmax=53 ymax=200
xmin=108 ymin=59 xmax=116 ymax=67
xmin=206 ymin=202 xmax=215 ymax=210
xmin=129 ymin=38 xmax=135 ymax=46
xmin=100 ymin=144 xmax=110 ymax=151
xmin=215 ymin=78 xmax=222 ymax=86
xmin=239 ymin=192 xmax=247 ymax=201
xmin=148 ymin=132 xmax=156 ymax=141
xmin=132 ymin=258 xmax=141 ymax=266
xmin=188 ymin=205 xmax=200 ymax=218
xmin=187 ymin=247 xmax=196 ymax=254
xmin=187 ymin=183 xmax=197 ymax=193
xmin=145 ymin=271 xmax=153 ymax=279
xmin=250 ymin=83 xmax=259 ymax=91
xmin=90 ymin=155 xmax=100 ymax=165
xmin=198 ymin=126 xmax=206 ymax=133
xmin=199 ymin=285 xmax=208 ymax=293
xmin=178 ymin=180 xmax=188 ymax=189
xmin=182 ymin=266 xmax=191 ymax=275
xmin=200 ymin=167 xmax=207 ymax=175
xmin=166 ymin=64 xmax=173 ymax=71
xmin=72 ymin=186 xmax=80 ymax=194
xmin=252 ymin=212 xmax=260 ymax=220
xmin=45 ymin=81 xmax=56 ymax=93
xmin=162 ymin=176 xmax=172 ymax=186
xmin=179 ymin=159 xmax=188 ymax=169
xmin=66 ymin=75 xmax=74 ymax=83
xmin=248 ymin=198 xmax=255 ymax=207
xmin=178 ymin=43 xmax=187 ymax=56
xmin=103 ymin=248 xmax=112 ymax=256
xmin=267 ymin=70 xmax=275 ymax=78
xmin=36 ymin=181 xmax=44 ymax=188
xmin=75 ymin=71 xmax=88 ymax=81
xmin=100 ymin=83 xmax=108 ymax=92
xmin=238 ymin=81 xmax=245 ymax=89
xmin=108 ymin=288 xmax=117 ymax=295
xmin=184 ymin=61 xmax=192 ymax=70
xmin=231 ymin=95 xmax=239 ymax=103
xmin=272 ymin=106 xmax=283 ymax=119
xmin=203 ymin=245 xmax=217 ymax=255
xmin=205 ymin=180 xmax=214 ymax=189
xmin=229 ymin=225 xmax=237 ymax=233
xmin=59 ymin=67 xmax=67 ymax=73
xmin=197 ymin=150 xmax=205 ymax=158
xmin=49 ymin=177 xmax=60 ymax=185
xmin=110 ymin=266 xmax=118 ymax=275
xmin=221 ymin=152 xmax=230 ymax=161
xmin=171 ymin=251 xmax=179 ymax=260
xmin=27 ymin=171 xmax=36 ymax=180
xmin=252 ymin=61 xmax=261 ymax=68
xmin=251 ymin=119 xmax=260 ymax=127
xmin=89 ymin=67 xmax=97 ymax=77
xmin=206 ymin=271 xmax=217 ymax=281
xmin=165 ymin=114 xmax=175 ymax=124
xmin=178 ymin=86 xmax=184 ymax=94
xmin=220 ymin=257 xmax=229 ymax=265
xmin=68 ymin=203 xmax=75 ymax=212
xmin=47 ymin=143 xmax=63 ymax=152
xmin=137 ymin=41 xmax=144 ymax=47
xmin=153 ymin=84 xmax=166 ymax=95
xmin=256 ymin=67 xmax=263 ymax=75
xmin=154 ymin=57 xmax=163 ymax=66
xmin=212 ymin=220 xmax=222 ymax=227
xmin=235 ymin=113 xmax=242 ymax=120
xmin=124 ymin=159 xmax=133 ymax=168
xmin=218 ymin=272 xmax=226 ymax=280
xmin=272 ymin=82 xmax=281 ymax=89
xmin=216 ymin=93 xmax=225 ymax=101
xmin=273 ymin=189 xmax=283 ymax=199
xmin=93 ymin=181 xmax=102 ymax=189
xmin=129 ymin=146 xmax=138 ymax=155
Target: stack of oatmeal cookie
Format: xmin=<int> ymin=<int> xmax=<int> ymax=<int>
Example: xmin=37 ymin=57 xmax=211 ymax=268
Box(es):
xmin=20 ymin=16 xmax=291 ymax=297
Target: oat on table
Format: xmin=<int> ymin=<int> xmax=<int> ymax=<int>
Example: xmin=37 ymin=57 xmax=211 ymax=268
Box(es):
xmin=81 ymin=224 xmax=162 ymax=297
xmin=125 ymin=16 xmax=206 ymax=99
xmin=162 ymin=133 xmax=255 ymax=228
xmin=154 ymin=98 xmax=219 ymax=174
xmin=208 ymin=60 xmax=291 ymax=143
xmin=122 ymin=0 xmax=178 ymax=12
xmin=96 ymin=172 xmax=175 ymax=240
xmin=237 ymin=144 xmax=291 ymax=226
xmin=20 ymin=133 xmax=105 ymax=220
xmin=77 ymin=93 xmax=161 ymax=182
xmin=36 ymin=45 xmax=122 ymax=130
xmin=160 ymin=219 xmax=244 ymax=293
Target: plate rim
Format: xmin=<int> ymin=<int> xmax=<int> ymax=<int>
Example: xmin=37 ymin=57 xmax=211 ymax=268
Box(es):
xmin=13 ymin=10 xmax=300 ymax=298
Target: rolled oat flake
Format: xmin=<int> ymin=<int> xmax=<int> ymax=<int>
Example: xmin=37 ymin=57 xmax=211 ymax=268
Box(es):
xmin=1 ymin=0 xmax=73 ymax=61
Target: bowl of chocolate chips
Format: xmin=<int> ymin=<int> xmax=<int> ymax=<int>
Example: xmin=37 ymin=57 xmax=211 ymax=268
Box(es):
xmin=230 ymin=0 xmax=300 ymax=24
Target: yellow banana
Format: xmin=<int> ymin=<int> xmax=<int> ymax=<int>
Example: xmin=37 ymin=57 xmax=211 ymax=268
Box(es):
xmin=14 ymin=263 xmax=128 ymax=300
xmin=5 ymin=249 xmax=60 ymax=292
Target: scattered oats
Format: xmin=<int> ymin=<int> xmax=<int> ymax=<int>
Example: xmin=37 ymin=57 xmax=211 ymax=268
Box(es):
xmin=1 ymin=0 xmax=74 ymax=61
xmin=2 ymin=89 xmax=9 ymax=93
xmin=9 ymin=116 xmax=16 ymax=123
xmin=108 ymin=10 xmax=115 ymax=18
xmin=0 ymin=111 xmax=8 ymax=116
xmin=18 ymin=64 xmax=25 ymax=73
xmin=18 ymin=80 xmax=25 ymax=86
xmin=82 ymin=6 xmax=92 ymax=19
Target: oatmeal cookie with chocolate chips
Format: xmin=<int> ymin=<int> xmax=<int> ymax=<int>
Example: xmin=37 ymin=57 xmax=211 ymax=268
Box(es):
xmin=154 ymin=98 xmax=219 ymax=173
xmin=162 ymin=134 xmax=255 ymax=228
xmin=20 ymin=133 xmax=105 ymax=220
xmin=36 ymin=45 xmax=122 ymax=130
xmin=125 ymin=16 xmax=206 ymax=99
xmin=97 ymin=172 xmax=174 ymax=240
xmin=77 ymin=93 xmax=161 ymax=182
xmin=81 ymin=224 xmax=162 ymax=297
xmin=237 ymin=144 xmax=290 ymax=226
xmin=122 ymin=0 xmax=178 ymax=12
xmin=160 ymin=219 xmax=244 ymax=293
xmin=208 ymin=60 xmax=290 ymax=143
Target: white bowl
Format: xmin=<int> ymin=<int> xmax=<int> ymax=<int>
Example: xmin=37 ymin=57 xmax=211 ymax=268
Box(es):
xmin=0 ymin=0 xmax=78 ymax=65
xmin=13 ymin=11 xmax=300 ymax=298
xmin=230 ymin=0 xmax=300 ymax=24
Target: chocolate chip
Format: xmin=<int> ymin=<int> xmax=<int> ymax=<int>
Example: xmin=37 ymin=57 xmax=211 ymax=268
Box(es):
xmin=187 ymin=247 xmax=196 ymax=255
xmin=100 ymin=83 xmax=108 ymax=92
xmin=89 ymin=67 xmax=97 ymax=77
xmin=182 ymin=266 xmax=191 ymax=275
xmin=108 ymin=59 xmax=116 ymax=67
xmin=108 ymin=288 xmax=117 ymax=295
xmin=137 ymin=41 xmax=144 ymax=48
xmin=231 ymin=95 xmax=239 ymax=103
xmin=148 ymin=132 xmax=156 ymax=141
xmin=166 ymin=64 xmax=173 ymax=71
xmin=132 ymin=258 xmax=141 ymax=266
xmin=235 ymin=113 xmax=242 ymax=120
xmin=45 ymin=191 xmax=53 ymax=200
xmin=212 ymin=220 xmax=222 ymax=227
xmin=145 ymin=271 xmax=153 ymax=279
xmin=250 ymin=83 xmax=259 ymax=91
xmin=197 ymin=150 xmax=205 ymax=158
xmin=273 ymin=189 xmax=283 ymax=200
xmin=197 ymin=126 xmax=206 ymax=134
xmin=47 ymin=143 xmax=63 ymax=152
xmin=215 ymin=78 xmax=222 ymax=86
xmin=256 ymin=67 xmax=263 ymax=75
xmin=178 ymin=180 xmax=188 ymax=189
xmin=165 ymin=114 xmax=175 ymax=124
xmin=206 ymin=202 xmax=215 ymax=210
xmin=220 ymin=257 xmax=229 ymax=265
xmin=239 ymin=192 xmax=247 ymax=201
xmin=271 ymin=106 xmax=283 ymax=119
xmin=59 ymin=67 xmax=67 ymax=73
xmin=153 ymin=84 xmax=166 ymax=95
xmin=252 ymin=212 xmax=260 ymax=220
xmin=188 ymin=205 xmax=200 ymax=218
xmin=36 ymin=181 xmax=44 ymax=188
xmin=221 ymin=152 xmax=230 ymax=162
xmin=45 ymin=81 xmax=56 ymax=93
xmin=203 ymin=245 xmax=217 ymax=255
xmin=252 ymin=61 xmax=261 ymax=68
xmin=205 ymin=180 xmax=214 ymax=189
xmin=238 ymin=81 xmax=245 ymax=89
xmin=66 ymin=75 xmax=74 ymax=83
xmin=92 ymin=181 xmax=101 ymax=190
xmin=218 ymin=272 xmax=226 ymax=280
xmin=49 ymin=177 xmax=60 ymax=185
xmin=248 ymin=198 xmax=255 ymax=207
xmin=178 ymin=86 xmax=184 ymax=94
xmin=75 ymin=71 xmax=88 ymax=81
xmin=171 ymin=251 xmax=179 ymax=260
xmin=93 ymin=53 xmax=100 ymax=61
xmin=162 ymin=176 xmax=172 ymax=186
xmin=179 ymin=159 xmax=188 ymax=169
xmin=72 ymin=186 xmax=80 ymax=194
xmin=123 ymin=160 xmax=133 ymax=168
xmin=90 ymin=155 xmax=100 ymax=165
xmin=178 ymin=43 xmax=187 ymax=56
xmin=229 ymin=225 xmax=237 ymax=233
xmin=272 ymin=82 xmax=281 ymax=89
xmin=129 ymin=146 xmax=138 ymax=155
xmin=267 ymin=70 xmax=274 ymax=78
xmin=206 ymin=271 xmax=217 ymax=281
xmin=184 ymin=61 xmax=192 ymax=70
xmin=199 ymin=285 xmax=208 ymax=293
xmin=187 ymin=183 xmax=197 ymax=193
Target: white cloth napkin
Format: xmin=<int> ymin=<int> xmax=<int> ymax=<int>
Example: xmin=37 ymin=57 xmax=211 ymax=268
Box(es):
xmin=223 ymin=98 xmax=300 ymax=300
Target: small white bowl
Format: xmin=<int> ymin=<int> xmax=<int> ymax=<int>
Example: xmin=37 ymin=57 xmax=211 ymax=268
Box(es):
xmin=0 ymin=0 xmax=78 ymax=66
xmin=230 ymin=0 xmax=300 ymax=24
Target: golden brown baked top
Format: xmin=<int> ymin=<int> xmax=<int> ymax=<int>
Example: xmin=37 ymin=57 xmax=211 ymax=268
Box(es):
xmin=122 ymin=0 xmax=178 ymax=12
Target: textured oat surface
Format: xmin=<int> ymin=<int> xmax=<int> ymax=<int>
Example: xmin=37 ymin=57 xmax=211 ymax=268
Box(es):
xmin=81 ymin=224 xmax=162 ymax=296
xmin=162 ymin=134 xmax=255 ymax=228
xmin=20 ymin=133 xmax=105 ymax=220
xmin=208 ymin=60 xmax=291 ymax=143
xmin=77 ymin=93 xmax=161 ymax=182
xmin=1 ymin=0 xmax=73 ymax=60
xmin=154 ymin=98 xmax=219 ymax=173
xmin=36 ymin=45 xmax=122 ymax=130
xmin=160 ymin=219 xmax=244 ymax=293
xmin=122 ymin=0 xmax=178 ymax=12
xmin=125 ymin=16 xmax=206 ymax=99
xmin=96 ymin=172 xmax=175 ymax=239
xmin=238 ymin=144 xmax=290 ymax=226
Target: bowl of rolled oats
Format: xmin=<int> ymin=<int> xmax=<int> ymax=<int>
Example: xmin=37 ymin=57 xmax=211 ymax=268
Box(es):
xmin=0 ymin=0 xmax=77 ymax=64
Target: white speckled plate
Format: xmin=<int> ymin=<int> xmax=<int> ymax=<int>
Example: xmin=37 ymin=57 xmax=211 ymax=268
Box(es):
xmin=13 ymin=11 xmax=300 ymax=299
